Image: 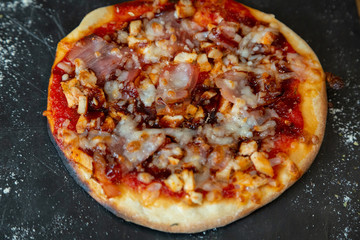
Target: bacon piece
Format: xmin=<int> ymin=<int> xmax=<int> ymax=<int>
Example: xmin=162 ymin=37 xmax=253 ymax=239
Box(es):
xmin=67 ymin=35 xmax=139 ymax=81
xmin=157 ymin=63 xmax=199 ymax=104
xmin=208 ymin=21 xmax=241 ymax=50
xmin=110 ymin=117 xmax=166 ymax=169
xmin=215 ymin=71 xmax=248 ymax=103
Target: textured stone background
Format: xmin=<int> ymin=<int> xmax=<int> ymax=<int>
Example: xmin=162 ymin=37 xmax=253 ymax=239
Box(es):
xmin=0 ymin=0 xmax=359 ymax=239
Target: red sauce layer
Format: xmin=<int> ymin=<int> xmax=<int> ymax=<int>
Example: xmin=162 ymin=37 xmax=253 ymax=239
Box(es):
xmin=122 ymin=172 xmax=186 ymax=199
xmin=50 ymin=66 xmax=79 ymax=134
xmin=270 ymin=79 xmax=303 ymax=158
xmin=193 ymin=0 xmax=258 ymax=27
xmin=94 ymin=0 xmax=174 ymax=37
xmin=224 ymin=0 xmax=258 ymax=27
xmin=48 ymin=0 xmax=305 ymax=200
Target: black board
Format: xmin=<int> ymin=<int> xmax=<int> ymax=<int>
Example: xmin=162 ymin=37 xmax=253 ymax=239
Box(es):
xmin=0 ymin=0 xmax=359 ymax=239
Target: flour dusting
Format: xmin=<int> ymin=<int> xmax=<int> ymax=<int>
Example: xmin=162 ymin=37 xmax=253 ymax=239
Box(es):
xmin=3 ymin=187 xmax=11 ymax=194
xmin=21 ymin=0 xmax=34 ymax=7
xmin=329 ymin=105 xmax=359 ymax=147
xmin=0 ymin=71 xmax=4 ymax=87
xmin=0 ymin=0 xmax=359 ymax=239
xmin=0 ymin=0 xmax=34 ymax=11
xmin=9 ymin=226 xmax=35 ymax=240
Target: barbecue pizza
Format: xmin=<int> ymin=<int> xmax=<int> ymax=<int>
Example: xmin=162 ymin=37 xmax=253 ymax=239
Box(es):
xmin=44 ymin=0 xmax=327 ymax=233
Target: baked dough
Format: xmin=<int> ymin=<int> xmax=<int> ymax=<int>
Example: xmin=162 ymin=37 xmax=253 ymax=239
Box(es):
xmin=45 ymin=0 xmax=326 ymax=233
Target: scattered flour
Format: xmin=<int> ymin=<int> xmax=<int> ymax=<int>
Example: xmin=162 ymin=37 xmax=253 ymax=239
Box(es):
xmin=21 ymin=0 xmax=34 ymax=7
xmin=0 ymin=0 xmax=34 ymax=11
xmin=3 ymin=187 xmax=11 ymax=194
xmin=9 ymin=226 xmax=35 ymax=240
xmin=342 ymin=195 xmax=350 ymax=206
xmin=329 ymin=106 xmax=359 ymax=146
xmin=0 ymin=0 xmax=358 ymax=239
xmin=0 ymin=71 xmax=3 ymax=87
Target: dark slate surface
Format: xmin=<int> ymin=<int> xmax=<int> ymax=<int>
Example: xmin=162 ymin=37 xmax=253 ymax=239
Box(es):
xmin=0 ymin=0 xmax=359 ymax=239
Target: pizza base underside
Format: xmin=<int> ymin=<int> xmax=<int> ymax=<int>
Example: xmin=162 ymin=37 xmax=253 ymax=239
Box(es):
xmin=46 ymin=1 xmax=326 ymax=233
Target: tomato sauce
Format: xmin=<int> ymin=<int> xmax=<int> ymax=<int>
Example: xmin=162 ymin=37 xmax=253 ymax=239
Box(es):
xmin=193 ymin=0 xmax=258 ymax=28
xmin=160 ymin=183 xmax=186 ymax=199
xmin=49 ymin=0 xmax=305 ymax=200
xmin=222 ymin=184 xmax=236 ymax=198
xmin=93 ymin=1 xmax=157 ymax=37
xmin=49 ymin=66 xmax=79 ymax=134
xmin=266 ymin=79 xmax=304 ymax=157
xmin=93 ymin=23 xmax=120 ymax=38
xmin=114 ymin=0 xmax=174 ymax=24
xmin=272 ymin=33 xmax=296 ymax=53
xmin=121 ymin=171 xmax=186 ymax=199
xmin=224 ymin=0 xmax=258 ymax=27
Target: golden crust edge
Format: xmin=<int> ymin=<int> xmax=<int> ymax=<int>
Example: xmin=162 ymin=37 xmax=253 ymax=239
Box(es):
xmin=45 ymin=1 xmax=328 ymax=234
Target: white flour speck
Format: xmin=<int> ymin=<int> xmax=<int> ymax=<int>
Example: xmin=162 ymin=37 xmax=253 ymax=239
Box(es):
xmin=0 ymin=0 xmax=34 ymax=11
xmin=329 ymin=105 xmax=359 ymax=149
xmin=21 ymin=0 xmax=33 ymax=7
xmin=343 ymin=195 xmax=351 ymax=208
xmin=10 ymin=226 xmax=35 ymax=240
xmin=343 ymin=226 xmax=351 ymax=238
xmin=0 ymin=71 xmax=3 ymax=87
xmin=3 ymin=187 xmax=11 ymax=194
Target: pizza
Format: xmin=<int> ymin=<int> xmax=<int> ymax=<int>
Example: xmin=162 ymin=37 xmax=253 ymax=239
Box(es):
xmin=44 ymin=0 xmax=326 ymax=233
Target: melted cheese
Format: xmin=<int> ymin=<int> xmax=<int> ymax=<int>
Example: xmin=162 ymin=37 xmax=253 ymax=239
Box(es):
xmin=104 ymin=81 xmax=123 ymax=101
xmin=113 ymin=117 xmax=164 ymax=164
xmin=142 ymin=43 xmax=170 ymax=63
xmin=139 ymin=79 xmax=156 ymax=107
xmin=55 ymin=5 xmax=313 ymax=202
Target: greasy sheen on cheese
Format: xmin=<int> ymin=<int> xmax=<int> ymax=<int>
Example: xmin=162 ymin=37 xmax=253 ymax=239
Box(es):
xmin=51 ymin=0 xmax=313 ymax=205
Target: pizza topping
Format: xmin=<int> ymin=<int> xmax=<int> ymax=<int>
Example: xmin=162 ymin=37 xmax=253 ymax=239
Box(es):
xmin=164 ymin=173 xmax=183 ymax=192
xmin=68 ymin=36 xmax=121 ymax=80
xmin=239 ymin=141 xmax=258 ymax=156
xmin=215 ymin=71 xmax=257 ymax=106
xmin=208 ymin=21 xmax=242 ymax=50
xmin=57 ymin=61 xmax=73 ymax=73
xmin=77 ymin=96 xmax=88 ymax=115
xmin=137 ymin=172 xmax=154 ymax=184
xmin=113 ymin=117 xmax=166 ymax=166
xmin=175 ymin=0 xmax=196 ymax=19
xmin=138 ymin=78 xmax=156 ymax=107
xmin=187 ymin=191 xmax=203 ymax=205
xmin=129 ymin=20 xmax=142 ymax=36
xmin=157 ymin=63 xmax=198 ymax=104
xmin=250 ymin=152 xmax=274 ymax=177
xmin=61 ymin=78 xmax=84 ymax=108
xmin=50 ymin=1 xmax=313 ymax=203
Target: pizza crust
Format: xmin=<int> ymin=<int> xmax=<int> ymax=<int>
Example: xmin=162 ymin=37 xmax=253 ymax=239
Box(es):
xmin=46 ymin=0 xmax=327 ymax=233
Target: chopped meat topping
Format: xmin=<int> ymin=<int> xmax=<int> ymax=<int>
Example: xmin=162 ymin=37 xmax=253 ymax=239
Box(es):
xmin=52 ymin=1 xmax=309 ymax=202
